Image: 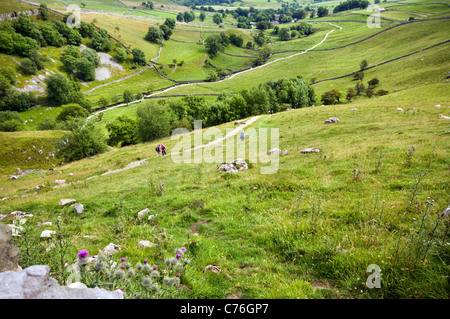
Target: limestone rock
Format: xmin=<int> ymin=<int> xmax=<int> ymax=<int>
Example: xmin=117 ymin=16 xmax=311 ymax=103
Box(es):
xmin=324 ymin=117 xmax=339 ymax=124
xmin=300 ymin=148 xmax=321 ymax=153
xmin=0 ymin=265 xmax=123 ymax=299
xmin=234 ymin=120 xmax=246 ymax=125
xmin=59 ymin=199 xmax=76 ymax=206
xmin=40 ymin=230 xmax=56 ymax=238
xmin=0 ymin=223 xmax=20 ymax=272
xmin=218 ymin=159 xmax=248 ymax=173
xmin=204 ymin=265 xmax=221 ymax=274
xmin=137 ymin=208 xmax=150 ymax=220
xmin=138 ymin=240 xmax=156 ymax=248
xmin=102 ymin=243 xmax=122 ymax=256
xmin=397 ymin=108 xmax=403 ymax=111
xmin=74 ymin=203 xmax=84 ymax=215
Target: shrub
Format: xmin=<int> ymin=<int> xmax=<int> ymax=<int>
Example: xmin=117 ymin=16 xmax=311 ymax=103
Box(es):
xmin=321 ymin=88 xmax=342 ymax=105
xmin=45 ymin=73 xmax=72 ymax=105
xmin=137 ymin=103 xmax=176 ymax=142
xmin=56 ymin=103 xmax=90 ymax=122
xmin=55 ymin=118 xmax=107 ymax=162
xmin=37 ymin=118 xmax=58 ymax=130
xmin=0 ymin=111 xmax=24 ymax=132
xmin=1 ymin=91 xmax=36 ymax=112
xmin=106 ymin=115 xmax=138 ymax=147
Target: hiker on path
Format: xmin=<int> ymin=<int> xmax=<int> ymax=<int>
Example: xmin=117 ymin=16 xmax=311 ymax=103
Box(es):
xmin=155 ymin=144 xmax=161 ymax=156
xmin=161 ymin=144 xmax=167 ymax=156
xmin=240 ymin=131 xmax=245 ymax=142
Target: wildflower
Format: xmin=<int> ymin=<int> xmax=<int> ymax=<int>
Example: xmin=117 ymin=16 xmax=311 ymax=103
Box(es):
xmin=150 ymin=270 xmax=160 ymax=278
xmin=77 ymin=249 xmax=89 ymax=259
xmin=128 ymin=268 xmax=135 ymax=277
xmin=168 ymin=278 xmax=176 ymax=286
xmin=125 ymin=262 xmax=131 ymax=269
xmin=163 ymin=276 xmax=170 ymax=283
xmin=151 ymin=283 xmax=159 ymax=292
xmin=142 ymin=276 xmax=152 ymax=287
xmin=121 ymin=257 xmax=126 ymax=262
xmin=176 ymin=272 xmax=181 ymax=278
xmin=153 ymin=265 xmax=158 ymax=270
xmin=143 ymin=264 xmax=151 ymax=272
xmin=183 ymin=259 xmax=190 ymax=265
xmin=97 ymin=253 xmax=107 ymax=261
xmin=176 ymin=253 xmax=182 ymax=259
xmin=94 ymin=261 xmax=105 ymax=271
xmin=135 ymin=262 xmax=143 ymax=270
xmin=181 ymin=247 xmax=187 ymax=253
xmin=143 ymin=259 xmax=148 ymax=264
xmin=114 ymin=269 xmax=125 ymax=279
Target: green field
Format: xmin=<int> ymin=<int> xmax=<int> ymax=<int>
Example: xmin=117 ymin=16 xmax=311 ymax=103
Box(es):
xmin=0 ymin=0 xmax=449 ymax=302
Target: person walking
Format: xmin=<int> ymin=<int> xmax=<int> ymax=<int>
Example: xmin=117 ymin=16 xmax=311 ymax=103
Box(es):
xmin=161 ymin=144 xmax=167 ymax=156
xmin=155 ymin=144 xmax=161 ymax=156
xmin=240 ymin=130 xmax=245 ymax=142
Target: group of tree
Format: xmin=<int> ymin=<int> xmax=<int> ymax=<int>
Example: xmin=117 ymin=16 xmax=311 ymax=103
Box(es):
xmin=177 ymin=11 xmax=196 ymax=23
xmin=321 ymin=59 xmax=388 ymax=105
xmin=61 ymin=45 xmax=100 ymax=82
xmin=333 ymin=0 xmax=370 ymax=14
xmin=141 ymin=1 xmax=154 ymax=9
xmin=205 ymin=32 xmax=234 ymax=57
xmin=145 ymin=18 xmax=176 ymax=44
xmin=134 ymin=75 xmax=315 ymax=142
xmin=0 ymin=66 xmax=37 ymax=112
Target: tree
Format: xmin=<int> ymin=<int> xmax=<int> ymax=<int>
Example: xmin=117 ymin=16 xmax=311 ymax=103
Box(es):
xmin=55 ymin=118 xmax=107 ymax=162
xmin=205 ymin=34 xmax=224 ymax=58
xmin=355 ymin=82 xmax=366 ymax=95
xmin=310 ymin=10 xmax=316 ymax=18
xmin=163 ymin=18 xmax=176 ymax=29
xmin=199 ymin=12 xmax=206 ymax=22
xmin=317 ymin=7 xmax=329 ymax=17
xmin=39 ymin=4 xmax=49 ymax=20
xmin=159 ymin=24 xmax=173 ymax=40
xmin=132 ymin=48 xmax=146 ymax=65
xmin=1 ymin=91 xmax=36 ymax=112
xmin=353 ymin=71 xmax=364 ymax=81
xmin=40 ymin=25 xmax=64 ymax=47
xmin=98 ymin=96 xmax=109 ymax=108
xmin=56 ymin=103 xmax=90 ymax=122
xmin=360 ymin=59 xmax=368 ymax=70
xmin=45 ymin=73 xmax=72 ymax=105
xmin=75 ymin=57 xmax=96 ymax=81
xmin=278 ymin=27 xmax=291 ymax=41
xmin=114 ymin=47 xmax=127 ymax=63
xmin=0 ymin=31 xmax=14 ymax=54
xmin=368 ymin=77 xmax=379 ymax=88
xmin=82 ymin=48 xmax=100 ymax=67
xmin=145 ymin=26 xmax=162 ymax=43
xmin=106 ymin=115 xmax=138 ymax=147
xmin=321 ymin=88 xmax=342 ymax=105
xmin=176 ymin=12 xmax=184 ymax=22
xmin=137 ymin=103 xmax=176 ymax=142
xmin=20 ymin=58 xmax=37 ymax=75
xmin=183 ymin=11 xmax=195 ymax=23
xmin=213 ymin=13 xmax=223 ymax=25
xmin=68 ymin=28 xmax=82 ymax=46
xmin=229 ymin=34 xmax=243 ymax=47
xmin=0 ymin=111 xmax=24 ymax=132
xmin=206 ymin=71 xmax=219 ymax=82
xmin=346 ymin=87 xmax=357 ymax=102
xmin=123 ymin=89 xmax=134 ymax=105
xmin=365 ymin=87 xmax=374 ymax=98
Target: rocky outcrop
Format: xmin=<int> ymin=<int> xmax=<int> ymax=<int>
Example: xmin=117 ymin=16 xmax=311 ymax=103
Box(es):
xmin=0 ymin=223 xmax=20 ymax=272
xmin=300 ymin=147 xmax=321 ymax=153
xmin=324 ymin=117 xmax=340 ymax=124
xmin=218 ymin=159 xmax=248 ymax=173
xmin=0 ymin=265 xmax=123 ymax=299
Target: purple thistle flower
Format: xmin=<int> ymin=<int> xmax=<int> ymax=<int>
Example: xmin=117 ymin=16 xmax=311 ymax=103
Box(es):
xmin=144 ymin=259 xmax=148 ymax=264
xmin=77 ymin=249 xmax=89 ymax=259
xmin=176 ymin=253 xmax=182 ymax=259
xmin=180 ymin=247 xmax=187 ymax=253
xmin=121 ymin=257 xmax=126 ymax=262
xmin=153 ymin=265 xmax=158 ymax=270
